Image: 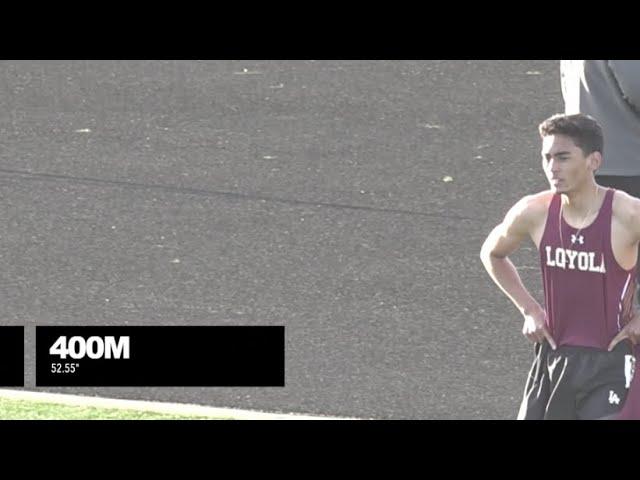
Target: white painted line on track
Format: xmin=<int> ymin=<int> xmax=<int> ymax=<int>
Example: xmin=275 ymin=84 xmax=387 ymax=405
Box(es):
xmin=0 ymin=389 xmax=360 ymax=420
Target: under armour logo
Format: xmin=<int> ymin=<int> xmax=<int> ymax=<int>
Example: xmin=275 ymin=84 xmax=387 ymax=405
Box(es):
xmin=571 ymin=234 xmax=584 ymax=245
xmin=609 ymin=390 xmax=620 ymax=405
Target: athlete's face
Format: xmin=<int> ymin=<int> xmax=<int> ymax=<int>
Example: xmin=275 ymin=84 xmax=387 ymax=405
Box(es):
xmin=541 ymin=134 xmax=600 ymax=193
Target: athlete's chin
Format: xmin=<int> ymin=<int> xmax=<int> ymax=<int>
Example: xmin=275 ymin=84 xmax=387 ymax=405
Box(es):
xmin=550 ymin=182 xmax=569 ymax=193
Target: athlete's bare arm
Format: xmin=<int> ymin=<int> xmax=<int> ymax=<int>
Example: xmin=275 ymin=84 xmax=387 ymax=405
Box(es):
xmin=611 ymin=190 xmax=640 ymax=265
xmin=480 ymin=192 xmax=557 ymax=349
xmin=608 ymin=191 xmax=640 ymax=350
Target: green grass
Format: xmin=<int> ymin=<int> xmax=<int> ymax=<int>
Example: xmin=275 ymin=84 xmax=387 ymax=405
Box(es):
xmin=0 ymin=398 xmax=233 ymax=420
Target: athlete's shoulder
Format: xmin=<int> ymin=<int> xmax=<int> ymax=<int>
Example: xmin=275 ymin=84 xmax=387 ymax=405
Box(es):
xmin=503 ymin=190 xmax=554 ymax=230
xmin=611 ymin=188 xmax=640 ymax=226
xmin=522 ymin=190 xmax=555 ymax=207
xmin=513 ymin=190 xmax=555 ymax=219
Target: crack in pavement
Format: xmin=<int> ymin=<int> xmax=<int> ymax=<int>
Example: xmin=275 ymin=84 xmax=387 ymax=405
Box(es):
xmin=0 ymin=167 xmax=480 ymax=223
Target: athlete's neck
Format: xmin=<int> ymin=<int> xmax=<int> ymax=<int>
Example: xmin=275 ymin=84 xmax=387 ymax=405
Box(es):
xmin=560 ymin=181 xmax=603 ymax=216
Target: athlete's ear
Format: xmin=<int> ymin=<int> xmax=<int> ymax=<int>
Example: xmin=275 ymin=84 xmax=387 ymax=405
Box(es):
xmin=589 ymin=151 xmax=603 ymax=172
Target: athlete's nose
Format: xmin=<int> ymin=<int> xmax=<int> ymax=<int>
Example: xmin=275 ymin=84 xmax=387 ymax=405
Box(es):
xmin=547 ymin=158 xmax=561 ymax=174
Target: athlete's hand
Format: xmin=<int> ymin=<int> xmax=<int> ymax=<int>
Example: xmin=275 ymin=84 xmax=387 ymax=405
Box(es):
xmin=608 ymin=312 xmax=640 ymax=351
xmin=522 ymin=306 xmax=557 ymax=350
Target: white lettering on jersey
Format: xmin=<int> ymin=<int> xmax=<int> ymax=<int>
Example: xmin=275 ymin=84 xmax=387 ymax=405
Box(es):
xmin=544 ymin=246 xmax=606 ymax=273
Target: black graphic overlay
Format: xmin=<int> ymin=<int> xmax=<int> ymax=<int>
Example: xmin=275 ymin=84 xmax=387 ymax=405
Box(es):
xmin=36 ymin=326 xmax=284 ymax=387
xmin=0 ymin=327 xmax=24 ymax=386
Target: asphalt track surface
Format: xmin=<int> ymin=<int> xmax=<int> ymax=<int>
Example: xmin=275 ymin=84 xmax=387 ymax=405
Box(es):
xmin=0 ymin=60 xmax=562 ymax=419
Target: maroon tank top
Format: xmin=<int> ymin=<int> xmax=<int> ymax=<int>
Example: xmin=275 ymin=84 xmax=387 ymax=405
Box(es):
xmin=538 ymin=188 xmax=637 ymax=349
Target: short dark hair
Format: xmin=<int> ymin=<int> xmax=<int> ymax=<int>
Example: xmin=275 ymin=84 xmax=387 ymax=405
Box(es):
xmin=538 ymin=113 xmax=604 ymax=156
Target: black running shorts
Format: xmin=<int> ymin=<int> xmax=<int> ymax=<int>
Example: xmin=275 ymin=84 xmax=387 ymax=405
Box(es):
xmin=517 ymin=340 xmax=635 ymax=420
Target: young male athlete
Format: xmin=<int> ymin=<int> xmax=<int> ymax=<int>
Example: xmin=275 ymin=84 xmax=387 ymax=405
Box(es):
xmin=560 ymin=61 xmax=640 ymax=419
xmin=480 ymin=113 xmax=640 ymax=419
